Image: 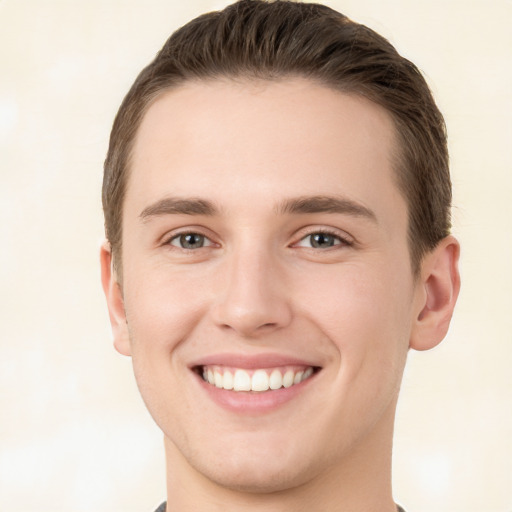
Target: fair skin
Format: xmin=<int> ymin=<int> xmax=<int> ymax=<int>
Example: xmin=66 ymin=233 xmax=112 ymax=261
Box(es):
xmin=101 ymin=79 xmax=460 ymax=511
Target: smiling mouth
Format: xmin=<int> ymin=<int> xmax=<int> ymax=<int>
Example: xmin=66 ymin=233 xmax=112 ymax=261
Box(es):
xmin=194 ymin=365 xmax=319 ymax=392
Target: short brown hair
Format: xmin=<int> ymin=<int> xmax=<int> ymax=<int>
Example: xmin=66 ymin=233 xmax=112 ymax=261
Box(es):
xmin=103 ymin=0 xmax=451 ymax=275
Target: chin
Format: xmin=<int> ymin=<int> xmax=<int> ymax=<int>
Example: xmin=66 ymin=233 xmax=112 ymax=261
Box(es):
xmin=199 ymin=456 xmax=316 ymax=494
xmin=180 ymin=433 xmax=328 ymax=495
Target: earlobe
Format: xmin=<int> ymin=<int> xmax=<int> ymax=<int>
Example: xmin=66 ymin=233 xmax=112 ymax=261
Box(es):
xmin=410 ymin=235 xmax=461 ymax=351
xmin=100 ymin=241 xmax=132 ymax=356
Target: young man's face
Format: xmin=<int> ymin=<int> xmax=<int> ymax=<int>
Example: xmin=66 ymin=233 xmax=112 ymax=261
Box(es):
xmin=103 ymin=79 xmax=432 ymax=492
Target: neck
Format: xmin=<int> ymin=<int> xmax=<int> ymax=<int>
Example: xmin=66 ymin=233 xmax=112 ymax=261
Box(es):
xmin=163 ymin=403 xmax=398 ymax=512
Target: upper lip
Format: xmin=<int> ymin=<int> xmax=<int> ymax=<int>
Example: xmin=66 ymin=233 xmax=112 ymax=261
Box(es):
xmin=189 ymin=352 xmax=321 ymax=370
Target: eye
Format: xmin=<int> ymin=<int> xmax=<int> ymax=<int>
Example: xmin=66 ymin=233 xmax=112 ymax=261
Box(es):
xmin=169 ymin=232 xmax=213 ymax=249
xmin=296 ymin=231 xmax=349 ymax=249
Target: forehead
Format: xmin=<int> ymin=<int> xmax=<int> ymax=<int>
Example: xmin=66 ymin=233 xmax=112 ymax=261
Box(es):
xmin=127 ymin=78 xmax=404 ymax=229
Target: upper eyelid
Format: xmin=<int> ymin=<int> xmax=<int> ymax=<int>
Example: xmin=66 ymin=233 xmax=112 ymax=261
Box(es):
xmin=293 ymin=233 xmax=352 ymax=249
xmin=160 ymin=226 xmax=216 ymax=244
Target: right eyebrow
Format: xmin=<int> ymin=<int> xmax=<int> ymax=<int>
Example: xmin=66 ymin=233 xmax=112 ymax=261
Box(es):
xmin=139 ymin=197 xmax=219 ymax=222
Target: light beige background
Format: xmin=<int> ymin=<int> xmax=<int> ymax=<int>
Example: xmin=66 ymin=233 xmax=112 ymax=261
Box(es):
xmin=1 ymin=1 xmax=511 ymax=511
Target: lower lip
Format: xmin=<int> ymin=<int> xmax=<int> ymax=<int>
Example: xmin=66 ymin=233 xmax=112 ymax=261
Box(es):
xmin=193 ymin=371 xmax=317 ymax=414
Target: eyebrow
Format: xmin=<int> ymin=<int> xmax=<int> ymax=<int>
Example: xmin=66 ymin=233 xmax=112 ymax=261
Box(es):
xmin=277 ymin=195 xmax=377 ymax=222
xmin=139 ymin=197 xmax=218 ymax=221
xmin=139 ymin=194 xmax=377 ymax=223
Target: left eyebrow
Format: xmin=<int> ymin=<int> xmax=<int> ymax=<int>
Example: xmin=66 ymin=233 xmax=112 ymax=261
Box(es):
xmin=277 ymin=195 xmax=378 ymax=223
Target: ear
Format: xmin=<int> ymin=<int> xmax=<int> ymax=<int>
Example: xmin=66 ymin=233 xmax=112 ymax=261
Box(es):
xmin=410 ymin=235 xmax=461 ymax=351
xmin=100 ymin=241 xmax=131 ymax=356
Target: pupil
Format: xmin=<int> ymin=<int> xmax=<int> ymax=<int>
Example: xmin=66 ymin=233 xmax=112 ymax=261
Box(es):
xmin=181 ymin=233 xmax=204 ymax=249
xmin=311 ymin=233 xmax=334 ymax=248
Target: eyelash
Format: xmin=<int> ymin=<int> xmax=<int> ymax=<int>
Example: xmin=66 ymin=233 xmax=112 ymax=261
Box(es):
xmin=164 ymin=228 xmax=353 ymax=251
xmin=293 ymin=229 xmax=353 ymax=249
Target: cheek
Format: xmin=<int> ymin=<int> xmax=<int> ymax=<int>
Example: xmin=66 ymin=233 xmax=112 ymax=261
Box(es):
xmin=123 ymin=267 xmax=211 ymax=354
xmin=296 ymin=261 xmax=410 ymax=331
xmin=121 ymin=270 xmax=209 ymax=426
xmin=292 ymin=262 xmax=413 ymax=374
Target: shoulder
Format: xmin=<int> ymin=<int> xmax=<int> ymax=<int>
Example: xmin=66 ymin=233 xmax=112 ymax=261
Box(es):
xmin=153 ymin=502 xmax=166 ymax=512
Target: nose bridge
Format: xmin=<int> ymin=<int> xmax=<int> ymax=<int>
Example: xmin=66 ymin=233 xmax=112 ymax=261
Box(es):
xmin=212 ymin=237 xmax=291 ymax=336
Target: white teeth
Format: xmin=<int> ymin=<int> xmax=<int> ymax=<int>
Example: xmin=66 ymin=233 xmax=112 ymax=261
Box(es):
xmin=233 ymin=369 xmax=251 ymax=391
xmin=202 ymin=366 xmax=316 ymax=392
xmin=223 ymin=370 xmax=234 ymax=390
xmin=293 ymin=370 xmax=304 ymax=385
xmin=282 ymin=370 xmax=294 ymax=388
xmin=269 ymin=369 xmax=283 ymax=390
xmin=303 ymin=367 xmax=313 ymax=380
xmin=251 ymin=370 xmax=269 ymax=392
xmin=214 ymin=370 xmax=223 ymax=388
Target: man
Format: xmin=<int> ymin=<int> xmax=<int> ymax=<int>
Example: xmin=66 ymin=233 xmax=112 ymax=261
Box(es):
xmin=100 ymin=1 xmax=460 ymax=510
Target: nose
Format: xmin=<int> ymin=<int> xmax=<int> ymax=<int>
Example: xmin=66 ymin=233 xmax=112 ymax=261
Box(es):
xmin=210 ymin=246 xmax=293 ymax=338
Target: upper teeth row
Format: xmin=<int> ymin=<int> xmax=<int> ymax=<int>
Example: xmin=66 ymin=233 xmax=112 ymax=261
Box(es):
xmin=202 ymin=367 xmax=314 ymax=392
